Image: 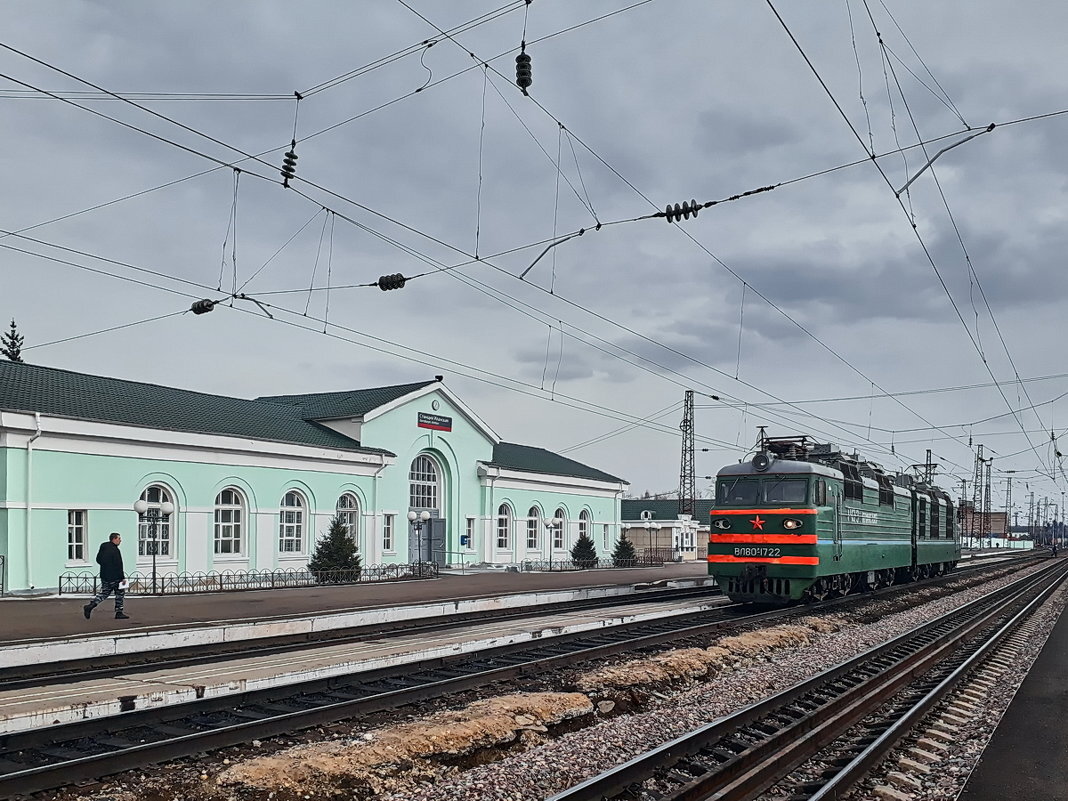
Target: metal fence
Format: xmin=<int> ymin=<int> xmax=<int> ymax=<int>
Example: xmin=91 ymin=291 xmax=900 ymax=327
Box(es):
xmin=520 ymin=556 xmax=665 ymax=572
xmin=58 ymin=562 xmax=439 ymax=596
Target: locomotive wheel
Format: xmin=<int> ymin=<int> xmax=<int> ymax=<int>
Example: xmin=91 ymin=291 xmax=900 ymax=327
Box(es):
xmin=808 ymin=577 xmax=830 ymax=602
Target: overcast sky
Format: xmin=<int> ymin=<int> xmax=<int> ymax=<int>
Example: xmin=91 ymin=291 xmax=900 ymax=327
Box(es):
xmin=3 ymin=1 xmax=1067 ymax=516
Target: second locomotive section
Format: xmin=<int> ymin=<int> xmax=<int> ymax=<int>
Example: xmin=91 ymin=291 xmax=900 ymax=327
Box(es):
xmin=708 ymin=437 xmax=959 ymax=603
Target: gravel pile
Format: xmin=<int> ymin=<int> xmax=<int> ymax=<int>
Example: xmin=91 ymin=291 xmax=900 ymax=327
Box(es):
xmin=384 ymin=564 xmax=1051 ymax=801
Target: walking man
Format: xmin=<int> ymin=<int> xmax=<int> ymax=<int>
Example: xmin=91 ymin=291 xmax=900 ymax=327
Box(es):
xmin=83 ymin=532 xmax=129 ymax=620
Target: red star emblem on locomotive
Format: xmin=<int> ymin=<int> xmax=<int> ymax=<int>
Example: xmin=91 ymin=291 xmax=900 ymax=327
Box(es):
xmin=750 ymin=515 xmax=766 ymax=531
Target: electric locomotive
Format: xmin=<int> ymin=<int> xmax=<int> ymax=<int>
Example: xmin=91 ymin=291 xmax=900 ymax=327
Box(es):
xmin=708 ymin=435 xmax=960 ymax=603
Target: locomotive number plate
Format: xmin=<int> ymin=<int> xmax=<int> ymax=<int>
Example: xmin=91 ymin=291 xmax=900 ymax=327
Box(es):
xmin=733 ymin=547 xmax=781 ymax=557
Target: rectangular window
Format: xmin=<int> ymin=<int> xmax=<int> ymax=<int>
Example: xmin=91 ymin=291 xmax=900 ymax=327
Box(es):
xmin=918 ymin=498 xmax=928 ymax=539
xmin=465 ymin=517 xmax=475 ymax=550
xmin=526 ymin=517 xmax=538 ymax=549
xmin=603 ymin=524 xmax=611 ymax=549
xmin=553 ymin=523 xmax=564 ymax=550
xmin=278 ymin=509 xmax=303 ymax=553
xmin=383 ymin=514 xmax=394 ymax=552
xmin=67 ymin=510 xmax=87 ymax=561
xmin=214 ymin=507 xmax=242 ymax=554
xmin=931 ymin=501 xmax=940 ymax=539
xmin=877 ymin=476 xmax=894 ymax=506
xmin=815 ymin=479 xmax=827 ymax=506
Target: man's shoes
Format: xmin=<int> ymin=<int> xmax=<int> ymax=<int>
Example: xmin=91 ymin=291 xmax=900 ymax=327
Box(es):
xmin=114 ymin=612 xmax=130 ymax=620
xmin=83 ymin=603 xmax=94 ymax=620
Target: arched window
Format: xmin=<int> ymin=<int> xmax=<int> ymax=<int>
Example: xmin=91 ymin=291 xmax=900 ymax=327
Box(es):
xmin=409 ymin=455 xmax=439 ymax=511
xmin=336 ymin=493 xmax=360 ymax=543
xmin=526 ymin=506 xmax=540 ymax=550
xmin=496 ymin=503 xmax=512 ymax=549
xmin=279 ymin=491 xmax=305 ymax=553
xmin=553 ymin=507 xmax=567 ymax=550
xmin=137 ymin=485 xmax=175 ymax=558
xmin=579 ymin=510 xmax=591 ymax=538
xmin=214 ymin=488 xmax=244 ymax=555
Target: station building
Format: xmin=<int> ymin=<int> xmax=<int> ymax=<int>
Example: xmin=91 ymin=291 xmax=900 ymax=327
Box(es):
xmin=0 ymin=361 xmax=628 ymax=593
xmin=620 ymin=498 xmax=713 ymax=562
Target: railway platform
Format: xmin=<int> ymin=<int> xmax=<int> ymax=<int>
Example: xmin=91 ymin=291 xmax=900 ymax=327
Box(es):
xmin=0 ymin=561 xmax=710 ymax=645
xmin=959 ymin=593 xmax=1068 ymax=801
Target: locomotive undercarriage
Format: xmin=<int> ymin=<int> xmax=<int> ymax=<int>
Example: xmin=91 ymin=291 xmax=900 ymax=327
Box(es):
xmin=723 ymin=561 xmax=958 ymax=604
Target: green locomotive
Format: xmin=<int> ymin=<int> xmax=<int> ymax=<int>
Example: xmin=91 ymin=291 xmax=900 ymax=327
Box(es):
xmin=708 ymin=435 xmax=960 ymax=603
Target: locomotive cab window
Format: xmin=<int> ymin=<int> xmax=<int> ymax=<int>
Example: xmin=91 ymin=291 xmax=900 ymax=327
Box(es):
xmin=764 ymin=478 xmax=806 ymax=504
xmin=717 ymin=479 xmax=759 ymax=505
xmin=815 ymin=478 xmax=827 ymax=506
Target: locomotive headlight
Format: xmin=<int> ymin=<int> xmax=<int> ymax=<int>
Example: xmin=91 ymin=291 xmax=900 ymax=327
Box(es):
xmin=782 ymin=518 xmax=803 ymax=530
xmin=712 ymin=518 xmax=732 ymax=530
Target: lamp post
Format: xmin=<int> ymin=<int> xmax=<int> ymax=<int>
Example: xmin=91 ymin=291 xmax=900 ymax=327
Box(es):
xmin=133 ymin=499 xmax=174 ymax=594
xmin=643 ymin=521 xmax=661 ymax=561
xmin=407 ymin=510 xmax=431 ymax=564
xmin=544 ymin=517 xmax=561 ymax=569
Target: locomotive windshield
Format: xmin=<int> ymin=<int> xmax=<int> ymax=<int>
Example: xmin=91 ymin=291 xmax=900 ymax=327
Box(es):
xmin=716 ymin=477 xmax=808 ymax=505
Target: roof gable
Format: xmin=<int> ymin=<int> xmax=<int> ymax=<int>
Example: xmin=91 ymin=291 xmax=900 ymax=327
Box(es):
xmin=488 ymin=442 xmax=624 ymax=483
xmin=0 ymin=361 xmax=389 ymax=453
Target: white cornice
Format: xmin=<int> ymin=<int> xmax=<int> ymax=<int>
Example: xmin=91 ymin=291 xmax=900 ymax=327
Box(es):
xmin=477 ymin=464 xmax=627 ymax=496
xmin=0 ymin=411 xmax=392 ymax=473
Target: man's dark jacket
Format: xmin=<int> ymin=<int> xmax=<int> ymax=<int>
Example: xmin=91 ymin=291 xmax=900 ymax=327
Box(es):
xmin=96 ymin=541 xmax=125 ymax=582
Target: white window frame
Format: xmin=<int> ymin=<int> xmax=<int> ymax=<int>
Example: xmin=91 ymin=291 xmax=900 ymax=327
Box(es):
xmin=603 ymin=523 xmax=611 ymax=549
xmin=496 ymin=504 xmax=512 ymax=549
xmin=336 ymin=493 xmax=360 ymax=544
xmin=409 ymin=454 xmax=439 ymax=511
xmin=526 ymin=507 xmax=540 ymax=550
xmin=67 ymin=509 xmax=87 ymax=562
xmin=579 ymin=510 xmax=591 ymax=539
xmin=278 ymin=491 xmax=305 ymax=554
xmin=383 ymin=514 xmax=395 ymax=552
xmin=138 ymin=485 xmax=175 ymax=558
xmin=214 ymin=488 xmax=244 ymax=555
xmin=465 ymin=516 xmax=476 ymax=551
xmin=553 ymin=508 xmax=567 ymax=549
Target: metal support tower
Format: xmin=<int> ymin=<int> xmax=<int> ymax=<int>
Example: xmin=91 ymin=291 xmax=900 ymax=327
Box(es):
xmin=1029 ymin=492 xmax=1036 ymax=541
xmin=679 ymin=390 xmax=695 ymax=518
xmin=982 ymin=457 xmax=992 ymax=546
xmin=970 ymin=445 xmax=984 ymax=548
xmin=1004 ymin=474 xmax=1013 ymax=540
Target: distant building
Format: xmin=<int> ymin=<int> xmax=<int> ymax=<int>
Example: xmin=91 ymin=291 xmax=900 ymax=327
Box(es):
xmin=0 ymin=361 xmax=627 ymax=592
xmin=619 ymin=498 xmax=713 ymax=561
xmin=957 ymin=505 xmax=1008 ymax=538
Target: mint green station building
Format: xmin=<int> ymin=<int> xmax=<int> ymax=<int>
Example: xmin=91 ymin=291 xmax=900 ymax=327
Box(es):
xmin=0 ymin=361 xmax=628 ymax=593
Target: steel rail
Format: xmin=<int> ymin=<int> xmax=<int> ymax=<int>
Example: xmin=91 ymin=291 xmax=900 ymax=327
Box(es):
xmin=548 ymin=561 xmax=1062 ymax=801
xmin=804 ymin=563 xmax=1067 ymax=800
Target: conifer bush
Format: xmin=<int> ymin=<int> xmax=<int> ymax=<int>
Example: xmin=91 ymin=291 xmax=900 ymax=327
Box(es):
xmin=570 ymin=531 xmax=598 ymax=569
xmin=612 ymin=533 xmax=638 ymax=567
xmin=308 ymin=512 xmax=362 ymax=583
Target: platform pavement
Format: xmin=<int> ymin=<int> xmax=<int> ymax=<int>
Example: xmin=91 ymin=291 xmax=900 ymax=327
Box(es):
xmin=0 ymin=561 xmax=710 ymax=642
xmin=958 ymin=595 xmax=1068 ymax=801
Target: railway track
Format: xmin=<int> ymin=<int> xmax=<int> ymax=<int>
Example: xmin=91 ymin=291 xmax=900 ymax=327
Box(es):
xmin=548 ymin=560 xmax=1066 ymax=801
xmin=0 ymin=556 xmax=1038 ymax=798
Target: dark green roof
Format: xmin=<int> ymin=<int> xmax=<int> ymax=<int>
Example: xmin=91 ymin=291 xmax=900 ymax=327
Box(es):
xmin=258 ymin=381 xmax=436 ymax=420
xmin=489 ymin=442 xmax=625 ymax=483
xmin=0 ymin=361 xmax=391 ymax=454
xmin=621 ymin=498 xmax=715 ymax=521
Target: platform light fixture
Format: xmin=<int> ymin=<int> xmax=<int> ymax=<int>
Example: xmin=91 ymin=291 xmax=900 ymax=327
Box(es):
xmin=133 ymin=499 xmax=174 ymax=595
xmin=407 ymin=510 xmax=431 ymax=565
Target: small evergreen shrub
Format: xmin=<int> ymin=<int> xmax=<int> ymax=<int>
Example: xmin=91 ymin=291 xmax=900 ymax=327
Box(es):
xmin=570 ymin=532 xmax=598 ymax=569
xmin=308 ymin=512 xmax=362 ymax=583
xmin=612 ymin=534 xmax=638 ymax=567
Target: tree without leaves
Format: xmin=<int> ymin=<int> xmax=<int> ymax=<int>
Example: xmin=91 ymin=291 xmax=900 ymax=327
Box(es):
xmin=570 ymin=531 xmax=598 ymax=569
xmin=612 ymin=533 xmax=638 ymax=567
xmin=1 ymin=319 xmax=24 ymax=362
xmin=308 ymin=511 xmax=362 ymax=583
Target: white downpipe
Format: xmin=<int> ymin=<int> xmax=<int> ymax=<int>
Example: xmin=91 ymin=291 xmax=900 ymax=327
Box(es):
xmin=25 ymin=413 xmax=42 ymax=588
xmin=370 ymin=455 xmax=389 ymax=563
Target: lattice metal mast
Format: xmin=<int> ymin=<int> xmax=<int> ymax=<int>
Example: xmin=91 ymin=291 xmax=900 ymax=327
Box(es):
xmin=1004 ymin=474 xmax=1013 ymax=538
xmin=679 ymin=390 xmax=695 ymax=518
xmin=970 ymin=444 xmax=984 ymax=547
xmin=982 ymin=457 xmax=993 ymax=546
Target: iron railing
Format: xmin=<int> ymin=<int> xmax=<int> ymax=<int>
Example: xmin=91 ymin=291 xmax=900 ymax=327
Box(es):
xmin=520 ymin=555 xmax=665 ymax=572
xmin=58 ymin=562 xmax=439 ymax=596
